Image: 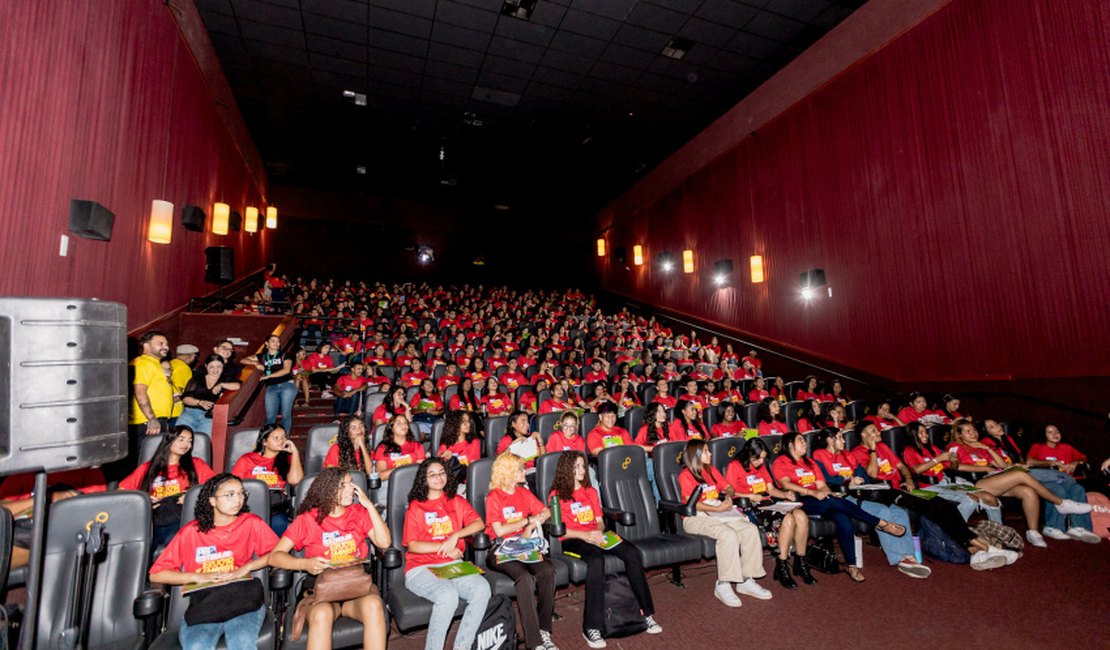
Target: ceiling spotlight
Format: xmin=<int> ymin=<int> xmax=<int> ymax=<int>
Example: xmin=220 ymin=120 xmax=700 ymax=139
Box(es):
xmin=662 ymin=37 xmax=695 ymax=60
xmin=713 ymin=259 xmax=734 ymax=287
xmin=355 ymin=165 xmax=367 ymax=175
xmin=501 ymin=0 xmax=537 ymax=20
xmin=713 ymin=273 xmax=727 ymax=286
xmin=416 ymin=245 xmax=435 ymax=264
xmin=800 ymin=268 xmax=826 ymax=301
xmin=342 ymin=89 xmax=367 ymax=106
xmin=657 ymin=252 xmax=676 ymax=273
xmin=801 ymin=287 xmax=815 ymax=300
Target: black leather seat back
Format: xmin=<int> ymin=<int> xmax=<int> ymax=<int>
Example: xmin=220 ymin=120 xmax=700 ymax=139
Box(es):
xmin=708 ymin=437 xmax=743 ymax=475
xmin=651 ymin=441 xmax=686 ymax=503
xmin=305 ymin=424 xmax=340 ymax=475
xmin=624 ymin=406 xmax=644 ymax=438
xmin=596 ymin=447 xmax=660 ymax=540
xmin=484 ymin=417 xmax=509 ymax=457
xmin=225 ymin=428 xmax=261 ymax=470
xmin=535 ymin=413 xmax=562 ymax=444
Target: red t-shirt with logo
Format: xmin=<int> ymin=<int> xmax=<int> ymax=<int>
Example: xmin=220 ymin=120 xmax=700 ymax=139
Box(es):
xmin=652 ymin=395 xmax=678 ymax=409
xmin=232 ymin=451 xmax=288 ymax=489
xmin=546 ymin=432 xmax=587 ymax=453
xmin=771 ymin=455 xmax=820 ymax=492
xmin=372 ymin=441 xmax=426 ymax=470
xmin=481 ymin=394 xmax=513 ymax=416
xmin=678 ymin=466 xmax=729 ymax=504
xmin=669 ymin=419 xmax=706 ymax=442
xmin=335 ymin=375 xmax=368 ymax=394
xmin=1027 ymin=442 xmax=1085 ymax=468
xmin=284 ymin=504 xmax=374 ymax=564
xmin=500 ymin=372 xmax=528 ymax=391
xmin=902 ymin=444 xmax=948 ymax=480
xmin=150 ymin=513 xmax=277 ymax=576
xmin=402 ymin=494 xmax=481 ymax=571
xmin=305 ymin=353 xmax=334 ymax=372
xmin=484 ymin=487 xmax=545 ymax=539
xmin=757 ymin=420 xmax=789 ymax=437
xmin=119 ymin=460 xmax=216 ymax=499
xmin=812 ymin=449 xmax=856 ymax=481
xmin=711 ymin=421 xmax=745 ymax=438
xmin=586 ymin=426 xmax=632 ymax=454
xmin=437 ymin=439 xmax=481 ymax=467
xmin=725 ymin=461 xmax=774 ymax=496
xmin=323 ymin=444 xmax=365 ymax=471
xmin=849 ymin=443 xmax=903 ymax=488
xmin=633 ymin=424 xmax=672 ymax=448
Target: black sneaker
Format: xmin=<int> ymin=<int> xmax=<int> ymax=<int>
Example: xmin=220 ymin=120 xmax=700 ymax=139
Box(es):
xmin=583 ymin=628 xmax=606 ymax=649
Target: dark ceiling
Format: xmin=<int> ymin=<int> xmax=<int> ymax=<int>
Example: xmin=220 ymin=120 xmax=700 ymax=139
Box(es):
xmin=196 ymin=0 xmax=862 ymax=219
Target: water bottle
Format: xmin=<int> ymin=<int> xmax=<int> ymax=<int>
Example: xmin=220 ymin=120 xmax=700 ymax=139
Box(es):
xmin=548 ymin=494 xmax=562 ymax=530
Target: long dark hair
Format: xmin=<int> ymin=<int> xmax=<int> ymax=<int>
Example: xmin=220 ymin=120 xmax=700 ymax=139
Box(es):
xmin=782 ymin=432 xmax=816 ymax=468
xmin=383 ymin=385 xmax=407 ymax=417
xmin=739 ymin=438 xmax=770 ymax=472
xmin=254 ymin=424 xmax=291 ymax=480
xmin=407 ymin=458 xmax=458 ymax=504
xmin=141 ymin=427 xmax=199 ymax=495
xmin=757 ymin=397 xmax=784 ymax=424
xmin=442 ymin=410 xmax=482 ymax=446
xmin=377 ymin=413 xmax=415 ymax=455
xmin=337 ymin=415 xmax=367 ymax=470
xmin=457 ymin=377 xmax=480 ymax=410
xmin=643 ymin=402 xmax=668 ymax=445
xmin=551 ymin=450 xmax=589 ymax=502
xmin=296 ymin=467 xmax=346 ymax=524
xmin=184 ymin=354 xmax=224 ymax=395
xmin=905 ymin=421 xmax=933 ymax=455
xmin=675 ymin=399 xmax=709 ymax=438
xmin=194 ymin=473 xmax=250 ymax=533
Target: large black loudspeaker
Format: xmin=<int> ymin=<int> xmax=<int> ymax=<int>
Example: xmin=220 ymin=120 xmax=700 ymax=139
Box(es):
xmin=181 ymin=205 xmax=206 ymax=232
xmin=204 ymin=246 xmax=234 ymax=284
xmin=799 ymin=269 xmax=826 ymax=288
xmin=68 ymin=200 xmax=115 ymax=241
xmin=0 ymin=298 xmax=128 ymax=475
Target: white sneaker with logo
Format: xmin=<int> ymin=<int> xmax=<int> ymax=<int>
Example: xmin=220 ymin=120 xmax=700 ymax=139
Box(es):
xmin=1056 ymin=499 xmax=1093 ymax=515
xmin=714 ymin=582 xmax=742 ymax=608
xmin=970 ymin=550 xmax=1008 ymax=571
xmin=1042 ymin=527 xmax=1070 ymax=541
xmin=734 ymin=578 xmax=773 ymax=600
xmin=1066 ymin=527 xmax=1102 ymax=544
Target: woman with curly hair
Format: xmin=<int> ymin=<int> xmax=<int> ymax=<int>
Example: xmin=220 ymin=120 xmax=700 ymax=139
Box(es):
xmin=150 ymin=473 xmax=277 ymax=649
xmin=549 ymin=451 xmax=659 ymax=648
xmin=485 ymin=453 xmax=558 ymax=650
xmin=323 ymin=415 xmax=371 ymax=472
xmin=449 ymin=376 xmax=481 ymax=412
xmin=756 ymin=398 xmax=790 ymax=436
xmin=269 ymin=468 xmax=390 ymax=650
xmin=119 ymin=426 xmax=215 ymax=549
xmin=373 ymin=413 xmax=426 ymax=505
xmin=437 ymin=410 xmax=484 ymax=486
xmin=371 ymin=385 xmax=410 ymax=427
xmin=403 ymin=458 xmax=491 ymax=650
xmin=231 ymin=424 xmax=304 ymax=534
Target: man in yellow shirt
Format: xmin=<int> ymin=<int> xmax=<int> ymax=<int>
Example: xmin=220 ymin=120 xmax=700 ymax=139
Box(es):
xmin=128 ymin=330 xmax=172 ymax=437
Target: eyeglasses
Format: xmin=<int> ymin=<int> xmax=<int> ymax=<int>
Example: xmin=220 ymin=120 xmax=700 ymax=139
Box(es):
xmin=426 ymin=471 xmax=447 ymax=479
xmin=217 ymin=491 xmax=247 ymax=501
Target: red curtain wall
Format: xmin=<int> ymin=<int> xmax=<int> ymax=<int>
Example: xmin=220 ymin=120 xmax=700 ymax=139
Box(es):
xmin=0 ymin=0 xmax=271 ymax=329
xmin=598 ymin=0 xmax=1110 ymax=384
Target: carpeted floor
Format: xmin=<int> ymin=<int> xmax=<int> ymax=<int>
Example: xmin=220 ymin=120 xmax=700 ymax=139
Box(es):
xmin=385 ymin=537 xmax=1110 ymax=650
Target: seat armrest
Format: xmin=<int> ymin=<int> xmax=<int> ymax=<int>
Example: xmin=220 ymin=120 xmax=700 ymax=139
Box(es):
xmin=602 ymin=507 xmax=635 ymax=527
xmin=731 ymin=496 xmax=752 ymax=509
xmin=470 ymin=533 xmax=491 ymax=551
xmin=133 ymin=588 xmax=164 ymax=618
xmin=658 ymin=499 xmax=696 ymax=518
xmin=269 ymin=568 xmax=293 ymax=591
xmin=366 ymin=474 xmax=382 ymax=490
xmin=542 ymin=522 xmax=566 ymax=537
xmin=375 ymin=545 xmax=403 ymax=570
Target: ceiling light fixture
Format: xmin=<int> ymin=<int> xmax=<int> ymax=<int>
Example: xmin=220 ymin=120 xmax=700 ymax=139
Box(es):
xmin=713 ymin=259 xmax=734 ymax=286
xmin=662 ymin=37 xmax=695 ymax=60
xmin=501 ymin=0 xmax=537 ymax=20
xmin=657 ymin=252 xmax=676 ymax=273
xmin=342 ymin=89 xmax=367 ymax=106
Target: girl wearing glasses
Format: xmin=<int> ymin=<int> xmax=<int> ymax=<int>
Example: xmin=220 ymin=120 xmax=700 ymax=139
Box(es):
xmin=149 ymin=473 xmax=277 ymax=649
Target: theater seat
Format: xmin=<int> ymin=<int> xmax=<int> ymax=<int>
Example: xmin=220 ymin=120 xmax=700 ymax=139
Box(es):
xmin=224 ymin=428 xmax=261 ymax=470
xmin=148 ymin=568 xmax=276 ymax=650
xmin=304 ymin=424 xmax=340 ymax=475
xmin=652 ymin=442 xmax=715 ymax=559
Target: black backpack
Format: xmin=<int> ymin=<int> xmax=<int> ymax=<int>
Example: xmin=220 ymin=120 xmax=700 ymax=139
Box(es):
xmin=602 ymin=575 xmax=648 ymax=638
xmin=471 ymin=595 xmax=516 ymax=650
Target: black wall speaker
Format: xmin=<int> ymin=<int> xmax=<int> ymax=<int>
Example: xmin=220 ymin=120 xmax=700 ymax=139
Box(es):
xmin=0 ymin=298 xmax=128 ymax=475
xmin=714 ymin=259 xmax=734 ymax=274
xmin=181 ymin=205 xmax=206 ymax=232
xmin=229 ymin=211 xmax=242 ymax=232
xmin=68 ymin=200 xmax=115 ymax=241
xmin=204 ymin=246 xmax=234 ymax=284
xmin=800 ymin=269 xmax=827 ymax=288
xmin=614 ymin=246 xmax=627 ymax=264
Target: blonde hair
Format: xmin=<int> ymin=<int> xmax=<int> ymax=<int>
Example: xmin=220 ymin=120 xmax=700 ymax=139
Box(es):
xmin=489 ymin=452 xmax=526 ymax=491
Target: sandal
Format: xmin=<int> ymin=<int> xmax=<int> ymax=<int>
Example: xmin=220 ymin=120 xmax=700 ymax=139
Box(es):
xmin=877 ymin=521 xmax=907 ymax=537
xmin=846 ymin=566 xmax=866 ymax=583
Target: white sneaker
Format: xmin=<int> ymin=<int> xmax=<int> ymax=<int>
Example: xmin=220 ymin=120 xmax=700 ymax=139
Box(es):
xmin=734 ymin=578 xmax=773 ymax=600
xmin=970 ymin=550 xmax=1008 ymax=571
xmin=1066 ymin=527 xmax=1102 ymax=544
xmin=1042 ymin=527 xmax=1071 ymax=541
xmin=1025 ymin=529 xmax=1047 ymax=548
xmin=714 ymin=582 xmax=742 ymax=608
xmin=1056 ymin=499 xmax=1093 ymax=515
xmin=539 ymin=630 xmax=559 ymax=650
xmin=643 ymin=615 xmax=662 ymax=634
xmin=896 ymin=558 xmax=932 ymax=579
xmin=1000 ymin=549 xmax=1020 ymax=565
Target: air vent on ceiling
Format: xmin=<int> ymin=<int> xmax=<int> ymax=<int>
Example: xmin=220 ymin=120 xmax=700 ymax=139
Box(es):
xmin=501 ymin=0 xmax=537 ymax=20
xmin=661 ymin=37 xmax=695 ymax=60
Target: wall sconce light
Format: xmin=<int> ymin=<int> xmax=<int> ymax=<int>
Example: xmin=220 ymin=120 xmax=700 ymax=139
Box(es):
xmin=212 ymin=202 xmax=230 ymax=235
xmin=713 ymin=259 xmax=734 ymax=286
xmin=750 ymin=255 xmax=765 ymax=283
xmin=633 ymin=245 xmax=644 ymax=266
xmin=266 ymin=206 xmax=278 ymax=229
xmin=244 ymin=206 xmax=259 ymax=233
xmin=148 ymin=200 xmax=173 ymax=244
xmin=597 ymin=238 xmax=606 ymax=257
xmin=682 ymin=249 xmax=695 ymax=274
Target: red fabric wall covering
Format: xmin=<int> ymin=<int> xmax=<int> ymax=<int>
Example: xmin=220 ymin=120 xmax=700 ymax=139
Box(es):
xmin=0 ymin=0 xmax=271 ymax=330
xmin=598 ymin=0 xmax=1110 ymax=384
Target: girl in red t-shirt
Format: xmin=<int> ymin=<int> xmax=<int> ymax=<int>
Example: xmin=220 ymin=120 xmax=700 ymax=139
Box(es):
xmin=268 ymin=468 xmax=390 ymax=649
xmin=756 ymin=399 xmax=790 ymax=437
xmin=484 ymin=453 xmax=557 ymax=650
xmin=119 ymin=426 xmax=216 ymax=550
xmin=150 ymin=473 xmax=278 ymax=648
xmin=371 ymin=385 xmax=410 ymax=427
xmin=323 ymin=415 xmax=371 ymax=472
xmin=747 ymin=376 xmax=770 ymax=403
xmin=670 ymin=399 xmax=710 ymax=441
xmin=726 ymin=438 xmax=815 ymax=589
xmin=480 ymin=376 xmax=514 ymax=417
xmin=231 ymin=424 xmax=304 ymax=534
xmin=546 ymin=410 xmax=587 ymax=454
xmin=402 ymin=459 xmax=490 ymax=650
xmin=550 ymin=451 xmax=659 ymax=646
xmin=373 ymin=414 xmax=427 ymax=506
xmin=436 ymin=410 xmax=483 ymax=482
xmin=677 ymin=439 xmax=770 ymax=606
xmin=864 ymin=401 xmax=904 ymax=430
xmin=497 ymin=411 xmax=546 ymax=477
xmin=449 ymin=377 xmax=481 ymax=412
xmin=711 ymin=402 xmax=747 ymax=438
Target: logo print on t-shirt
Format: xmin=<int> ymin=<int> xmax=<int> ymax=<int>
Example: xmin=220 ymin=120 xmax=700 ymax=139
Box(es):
xmin=322 ymin=530 xmax=356 ymax=563
xmin=196 ymin=545 xmax=234 ymax=573
xmin=569 ymin=501 xmax=594 ymax=525
xmin=424 ymin=511 xmax=454 ymax=539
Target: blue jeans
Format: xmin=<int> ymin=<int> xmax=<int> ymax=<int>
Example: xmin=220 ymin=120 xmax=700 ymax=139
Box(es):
xmin=1030 ymin=468 xmax=1093 ymax=530
xmin=645 ymin=458 xmax=661 ymax=503
xmin=264 ymin=381 xmax=297 ymax=428
xmin=404 ymin=566 xmax=491 ymax=650
xmin=178 ymin=604 xmax=265 ymax=649
xmin=175 ymin=407 xmax=213 ymax=434
xmin=854 ymin=498 xmax=915 ymax=566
